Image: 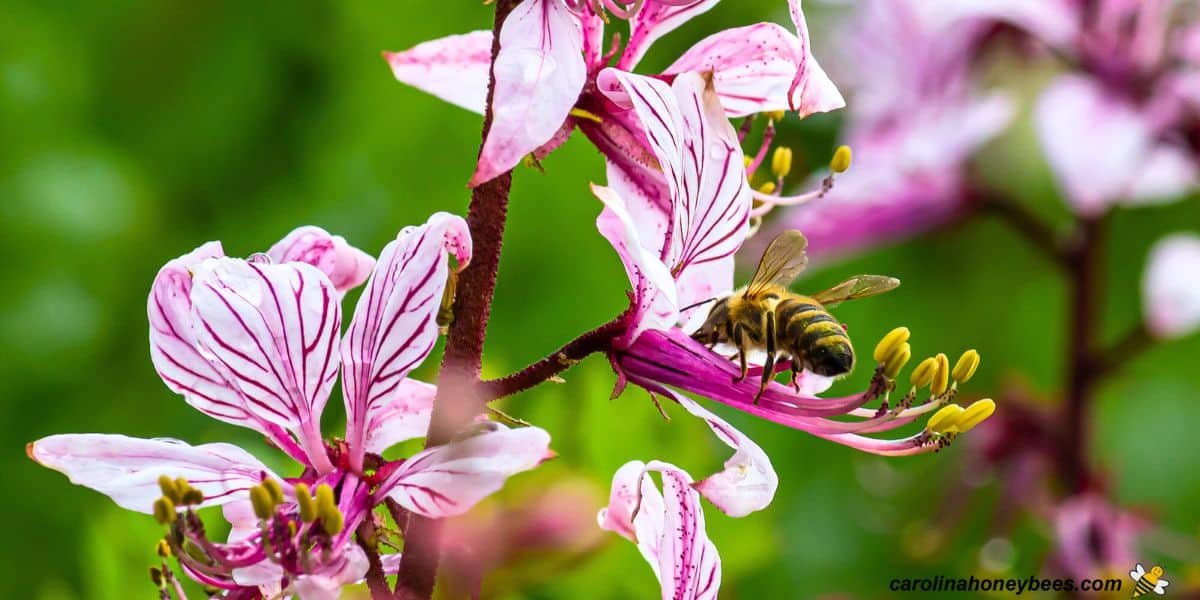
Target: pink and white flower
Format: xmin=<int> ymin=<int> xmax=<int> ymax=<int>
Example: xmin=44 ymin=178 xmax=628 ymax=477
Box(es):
xmin=1033 ymin=0 xmax=1199 ymax=216
xmin=1142 ymin=233 xmax=1200 ymax=339
xmin=773 ymin=0 xmax=1023 ymax=259
xmin=384 ymin=0 xmax=844 ymax=188
xmin=589 ymin=70 xmax=989 ymax=599
xmin=29 ymin=217 xmax=552 ymax=599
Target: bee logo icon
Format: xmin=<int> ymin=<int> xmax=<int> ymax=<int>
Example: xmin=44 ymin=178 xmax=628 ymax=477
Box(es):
xmin=1130 ymin=564 xmax=1169 ymax=597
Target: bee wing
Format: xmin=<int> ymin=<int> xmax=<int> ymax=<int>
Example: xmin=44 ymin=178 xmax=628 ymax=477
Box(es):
xmin=746 ymin=230 xmax=808 ymax=297
xmin=1131 ymin=564 xmax=1145 ymax=580
xmin=810 ymin=275 xmax=901 ymax=308
xmin=1155 ymin=579 xmax=1170 ymax=593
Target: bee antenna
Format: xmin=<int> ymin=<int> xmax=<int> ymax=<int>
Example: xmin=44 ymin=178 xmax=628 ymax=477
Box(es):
xmin=680 ymin=297 xmax=717 ymax=312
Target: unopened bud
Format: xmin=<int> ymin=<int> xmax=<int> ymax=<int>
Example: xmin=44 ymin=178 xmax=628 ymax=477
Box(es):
xmin=873 ymin=327 xmax=911 ymax=363
xmin=294 ymin=483 xmax=317 ymax=523
xmin=771 ymin=147 xmax=793 ymax=179
xmin=830 ymin=145 xmax=852 ymax=173
xmin=930 ymin=353 xmax=950 ymax=396
xmin=883 ymin=343 xmax=911 ymax=379
xmin=926 ymin=404 xmax=964 ymax=435
xmin=910 ymin=357 xmax=938 ymax=389
xmin=952 ymin=350 xmax=980 ymax=383
xmin=956 ymin=399 xmax=995 ymax=432
xmin=152 ymin=497 xmax=176 ymax=525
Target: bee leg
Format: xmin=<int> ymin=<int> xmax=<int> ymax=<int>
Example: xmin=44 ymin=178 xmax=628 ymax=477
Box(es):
xmin=790 ymin=357 xmax=803 ymax=393
xmin=754 ymin=310 xmax=778 ymax=405
xmin=731 ymin=323 xmax=749 ymax=383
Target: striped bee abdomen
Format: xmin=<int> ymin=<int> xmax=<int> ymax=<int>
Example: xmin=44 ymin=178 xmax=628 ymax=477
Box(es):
xmin=776 ymin=297 xmax=855 ymax=376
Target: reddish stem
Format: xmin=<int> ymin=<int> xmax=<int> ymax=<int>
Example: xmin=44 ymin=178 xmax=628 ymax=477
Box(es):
xmin=1061 ymin=216 xmax=1104 ymax=493
xmin=481 ymin=312 xmax=630 ymax=400
xmin=392 ymin=1 xmax=521 ymax=598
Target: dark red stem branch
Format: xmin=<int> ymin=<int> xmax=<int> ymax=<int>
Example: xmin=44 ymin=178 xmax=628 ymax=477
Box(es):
xmin=1061 ymin=216 xmax=1104 ymax=493
xmin=481 ymin=313 xmax=630 ymax=400
xmin=393 ymin=1 xmax=521 ymax=598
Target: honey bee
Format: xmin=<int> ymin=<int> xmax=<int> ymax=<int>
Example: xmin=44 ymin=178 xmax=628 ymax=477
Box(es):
xmin=1130 ymin=564 xmax=1169 ymax=597
xmin=691 ymin=230 xmax=900 ymax=403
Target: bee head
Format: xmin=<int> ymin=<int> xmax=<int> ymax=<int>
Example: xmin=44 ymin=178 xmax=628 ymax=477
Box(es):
xmin=808 ymin=344 xmax=854 ymax=377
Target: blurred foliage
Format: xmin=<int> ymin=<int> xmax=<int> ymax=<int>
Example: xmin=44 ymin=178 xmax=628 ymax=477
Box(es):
xmin=3 ymin=1 xmax=1199 ymax=599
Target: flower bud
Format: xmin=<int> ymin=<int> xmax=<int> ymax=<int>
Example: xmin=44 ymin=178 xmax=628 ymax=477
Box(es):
xmin=910 ymin=357 xmax=938 ymax=388
xmin=956 ymin=399 xmax=995 ymax=432
xmin=153 ymin=497 xmax=176 ymax=525
xmin=926 ymin=404 xmax=964 ymax=435
xmin=830 ymin=145 xmax=852 ymax=173
xmin=952 ymin=350 xmax=980 ymax=383
xmin=771 ymin=147 xmax=793 ymax=179
xmin=930 ymin=353 xmax=950 ymax=396
xmin=873 ymin=326 xmax=911 ymax=363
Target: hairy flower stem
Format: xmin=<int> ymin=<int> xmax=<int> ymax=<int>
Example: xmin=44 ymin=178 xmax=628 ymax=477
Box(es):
xmin=393 ymin=1 xmax=521 ymax=599
xmin=482 ymin=312 xmax=631 ymax=400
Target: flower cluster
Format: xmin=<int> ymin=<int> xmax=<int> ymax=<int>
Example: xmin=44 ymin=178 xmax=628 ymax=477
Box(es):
xmin=29 ymin=219 xmax=552 ymax=598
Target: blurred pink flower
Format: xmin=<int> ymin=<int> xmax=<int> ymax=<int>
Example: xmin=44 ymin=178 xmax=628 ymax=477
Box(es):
xmin=1034 ymin=0 xmax=1199 ymax=215
xmin=1142 ymin=233 xmax=1200 ymax=339
xmin=1050 ymin=494 xmax=1143 ymax=581
xmin=29 ymin=215 xmax=553 ymax=598
xmin=774 ymin=0 xmax=1021 ymax=258
xmin=384 ymin=0 xmax=844 ymax=187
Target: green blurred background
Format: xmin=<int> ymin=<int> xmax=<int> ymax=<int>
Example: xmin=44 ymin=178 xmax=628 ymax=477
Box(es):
xmin=4 ymin=1 xmax=1199 ymax=598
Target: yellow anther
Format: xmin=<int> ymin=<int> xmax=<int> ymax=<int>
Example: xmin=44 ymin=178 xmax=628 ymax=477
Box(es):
xmin=321 ymin=508 xmax=345 ymax=536
xmin=956 ymin=399 xmax=995 ymax=432
xmin=294 ymin=483 xmax=317 ymax=523
xmin=567 ymin=107 xmax=603 ymax=124
xmin=883 ymin=343 xmax=911 ymax=380
xmin=180 ymin=487 xmax=203 ymax=506
xmin=771 ymin=147 xmax=793 ymax=179
xmin=873 ymin=327 xmax=911 ymax=363
xmin=150 ymin=566 xmax=164 ymax=587
xmin=830 ymin=145 xmax=852 ymax=173
xmin=756 ymin=181 xmax=777 ymax=194
xmin=262 ymin=479 xmax=284 ymax=505
xmin=743 ymin=156 xmax=753 ymax=168
xmin=156 ymin=539 xmax=171 ymax=558
xmin=249 ymin=485 xmax=275 ymax=521
xmin=315 ymin=484 xmax=337 ymax=518
xmin=153 ymin=497 xmax=176 ymax=525
xmin=910 ymin=357 xmax=939 ymax=389
xmin=953 ymin=350 xmax=980 ymax=383
xmin=930 ymin=353 xmax=950 ymax=396
xmin=926 ymin=404 xmax=964 ymax=435
xmin=766 ymin=110 xmax=786 ymax=122
xmin=157 ymin=475 xmax=180 ymax=504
